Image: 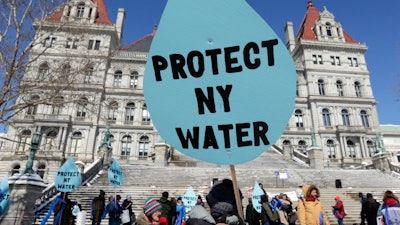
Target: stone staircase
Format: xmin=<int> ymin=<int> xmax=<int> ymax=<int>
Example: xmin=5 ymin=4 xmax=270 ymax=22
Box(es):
xmin=33 ymin=150 xmax=400 ymax=225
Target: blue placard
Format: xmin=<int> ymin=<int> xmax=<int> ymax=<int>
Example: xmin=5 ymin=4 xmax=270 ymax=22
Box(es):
xmin=54 ymin=156 xmax=82 ymax=192
xmin=252 ymin=181 xmax=264 ymax=213
xmin=0 ymin=174 xmax=10 ymax=216
xmin=144 ymin=0 xmax=296 ymax=165
xmin=108 ymin=159 xmax=123 ymax=187
xmin=183 ymin=186 xmax=197 ymax=211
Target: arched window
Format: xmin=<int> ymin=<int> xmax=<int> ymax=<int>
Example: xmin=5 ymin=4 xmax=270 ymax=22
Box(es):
xmin=322 ymin=108 xmax=331 ymax=127
xmin=36 ymin=164 xmax=46 ymax=179
xmin=142 ymin=104 xmax=151 ymax=124
xmin=360 ymin=110 xmax=370 ymax=127
xmin=125 ymin=103 xmax=135 ymax=123
xmin=107 ymin=101 xmax=118 ymax=121
xmin=139 ymin=136 xmax=149 ymax=158
xmin=130 ymin=71 xmax=139 ymax=89
xmin=76 ymin=2 xmax=85 ymax=18
xmin=44 ymin=130 xmax=58 ymax=151
xmin=341 ymin=109 xmax=350 ymax=126
xmin=347 ymin=140 xmax=356 ymax=158
xmin=294 ymin=109 xmax=304 ymax=128
xmin=336 ymin=80 xmax=343 ymax=96
xmin=318 ymin=79 xmax=325 ymax=96
xmin=326 ymin=139 xmax=336 ymax=159
xmin=70 ymin=131 xmax=82 ymax=156
xmin=76 ymin=97 xmax=88 ymax=118
xmin=283 ymin=140 xmax=291 ymax=146
xmin=121 ymin=135 xmax=132 ymax=159
xmin=27 ymin=95 xmax=40 ymax=115
xmin=37 ymin=63 xmax=49 ymax=80
xmin=51 ymin=96 xmax=64 ymax=115
xmin=18 ymin=130 xmax=32 ymax=153
xmin=11 ymin=165 xmax=21 ymax=175
xmin=354 ymin=81 xmax=362 ymax=97
xmin=113 ymin=70 xmax=122 ymax=87
xmin=298 ymin=140 xmax=307 ymax=155
xmin=366 ymin=140 xmax=376 ymax=157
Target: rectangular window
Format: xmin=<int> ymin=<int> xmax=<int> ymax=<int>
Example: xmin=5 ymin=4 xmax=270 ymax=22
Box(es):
xmin=94 ymin=40 xmax=101 ymax=50
xmin=66 ymin=38 xmax=78 ymax=49
xmin=335 ymin=57 xmax=340 ymax=66
xmin=44 ymin=37 xmax=57 ymax=48
xmin=88 ymin=39 xmax=100 ymax=50
xmin=312 ymin=55 xmax=323 ymax=64
xmin=130 ymin=75 xmax=138 ymax=89
xmin=318 ymin=55 xmax=323 ymax=64
xmin=113 ymin=75 xmax=122 ymax=87
xmin=353 ymin=58 xmax=358 ymax=67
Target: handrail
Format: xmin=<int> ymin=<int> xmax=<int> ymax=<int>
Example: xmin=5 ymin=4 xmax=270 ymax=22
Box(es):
xmin=34 ymin=157 xmax=103 ymax=214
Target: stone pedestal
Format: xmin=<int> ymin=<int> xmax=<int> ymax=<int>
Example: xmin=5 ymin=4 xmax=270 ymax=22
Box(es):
xmin=1 ymin=174 xmax=47 ymax=225
xmin=372 ymin=152 xmax=391 ymax=172
xmin=307 ymin=146 xmax=324 ymax=170
xmin=154 ymin=143 xmax=170 ymax=166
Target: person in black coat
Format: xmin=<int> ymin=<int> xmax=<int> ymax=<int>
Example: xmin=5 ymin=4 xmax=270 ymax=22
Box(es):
xmin=361 ymin=193 xmax=380 ymax=225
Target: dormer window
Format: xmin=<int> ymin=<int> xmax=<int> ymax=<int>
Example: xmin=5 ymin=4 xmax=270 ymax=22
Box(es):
xmin=326 ymin=23 xmax=332 ymax=37
xmin=76 ymin=2 xmax=85 ymax=18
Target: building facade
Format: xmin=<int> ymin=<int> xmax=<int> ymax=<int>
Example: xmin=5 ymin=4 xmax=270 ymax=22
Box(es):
xmin=1 ymin=0 xmax=399 ymax=182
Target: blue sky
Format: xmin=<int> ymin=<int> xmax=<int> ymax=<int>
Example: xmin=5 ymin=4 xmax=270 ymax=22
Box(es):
xmin=105 ymin=0 xmax=400 ymax=125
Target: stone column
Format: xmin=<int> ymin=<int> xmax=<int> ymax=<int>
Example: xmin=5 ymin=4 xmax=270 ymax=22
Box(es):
xmin=307 ymin=146 xmax=324 ymax=170
xmin=372 ymin=152 xmax=392 ymax=172
xmin=1 ymin=174 xmax=47 ymax=225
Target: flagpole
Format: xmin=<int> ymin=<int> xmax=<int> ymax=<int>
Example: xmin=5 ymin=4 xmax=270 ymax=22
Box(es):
xmin=229 ymin=165 xmax=244 ymax=219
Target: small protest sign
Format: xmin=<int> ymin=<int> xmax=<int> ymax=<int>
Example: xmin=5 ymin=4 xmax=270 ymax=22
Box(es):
xmin=54 ymin=156 xmax=82 ymax=192
xmin=0 ymin=174 xmax=10 ymax=216
xmin=108 ymin=159 xmax=123 ymax=187
xmin=251 ymin=181 xmax=264 ymax=213
xmin=182 ymin=186 xmax=197 ymax=211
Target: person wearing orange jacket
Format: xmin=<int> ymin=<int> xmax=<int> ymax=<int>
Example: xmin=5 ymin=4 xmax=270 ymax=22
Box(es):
xmin=297 ymin=185 xmax=330 ymax=225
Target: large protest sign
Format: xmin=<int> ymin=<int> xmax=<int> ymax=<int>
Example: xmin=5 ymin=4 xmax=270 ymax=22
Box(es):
xmin=55 ymin=156 xmax=82 ymax=192
xmin=182 ymin=186 xmax=197 ymax=211
xmin=108 ymin=159 xmax=123 ymax=187
xmin=0 ymin=174 xmax=10 ymax=216
xmin=144 ymin=0 xmax=296 ymax=165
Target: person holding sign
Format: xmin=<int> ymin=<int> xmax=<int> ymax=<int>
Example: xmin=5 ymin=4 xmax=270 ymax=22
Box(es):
xmin=102 ymin=195 xmax=123 ymax=225
xmin=53 ymin=192 xmax=73 ymax=225
xmin=91 ymin=190 xmax=106 ymax=225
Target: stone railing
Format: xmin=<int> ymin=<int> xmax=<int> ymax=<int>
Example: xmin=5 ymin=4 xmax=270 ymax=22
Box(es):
xmin=292 ymin=149 xmax=310 ymax=164
xmin=390 ymin=162 xmax=400 ymax=174
xmin=34 ymin=158 xmax=103 ymax=214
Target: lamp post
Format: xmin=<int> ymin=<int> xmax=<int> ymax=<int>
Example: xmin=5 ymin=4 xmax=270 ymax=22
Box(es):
xmin=23 ymin=131 xmax=41 ymax=174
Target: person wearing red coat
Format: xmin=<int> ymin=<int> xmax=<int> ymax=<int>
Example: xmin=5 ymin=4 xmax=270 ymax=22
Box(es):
xmin=332 ymin=196 xmax=345 ymax=225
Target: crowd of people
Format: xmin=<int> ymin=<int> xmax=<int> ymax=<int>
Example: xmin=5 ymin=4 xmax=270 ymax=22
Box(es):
xmin=42 ymin=181 xmax=400 ymax=225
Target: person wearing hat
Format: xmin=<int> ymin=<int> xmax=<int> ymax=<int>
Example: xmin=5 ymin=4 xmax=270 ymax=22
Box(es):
xmin=123 ymin=194 xmax=135 ymax=225
xmin=211 ymin=202 xmax=242 ymax=225
xmin=142 ymin=197 xmax=167 ymax=225
xmin=91 ymin=190 xmax=106 ymax=225
xmin=332 ymin=196 xmax=345 ymax=225
xmin=297 ymin=185 xmax=330 ymax=225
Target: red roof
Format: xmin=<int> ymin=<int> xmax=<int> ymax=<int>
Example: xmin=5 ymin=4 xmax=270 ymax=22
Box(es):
xmin=47 ymin=0 xmax=112 ymax=25
xmin=296 ymin=0 xmax=358 ymax=43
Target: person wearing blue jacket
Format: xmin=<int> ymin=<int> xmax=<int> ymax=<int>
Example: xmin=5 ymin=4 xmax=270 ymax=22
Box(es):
xmin=102 ymin=195 xmax=123 ymax=225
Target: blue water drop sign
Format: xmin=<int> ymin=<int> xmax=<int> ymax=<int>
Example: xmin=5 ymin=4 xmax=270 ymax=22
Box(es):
xmin=108 ymin=159 xmax=123 ymax=187
xmin=252 ymin=181 xmax=264 ymax=213
xmin=55 ymin=156 xmax=82 ymax=192
xmin=183 ymin=186 xmax=197 ymax=211
xmin=144 ymin=0 xmax=296 ymax=165
xmin=0 ymin=174 xmax=10 ymax=216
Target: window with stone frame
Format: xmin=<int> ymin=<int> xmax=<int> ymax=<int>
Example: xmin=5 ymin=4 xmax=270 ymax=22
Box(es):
xmin=138 ymin=135 xmax=149 ymax=158
xmin=341 ymin=109 xmax=350 ymax=126
xmin=322 ymin=108 xmax=331 ymax=127
xmin=366 ymin=140 xmax=376 ymax=157
xmin=125 ymin=103 xmax=135 ymax=123
xmin=70 ymin=131 xmax=82 ymax=156
xmin=120 ymin=135 xmax=132 ymax=159
xmin=326 ymin=139 xmax=336 ymax=159
xmin=294 ymin=109 xmax=304 ymax=128
xmin=360 ymin=110 xmax=370 ymax=127
xmin=18 ymin=130 xmax=32 ymax=153
xmin=318 ymin=79 xmax=325 ymax=96
xmin=347 ymin=140 xmax=356 ymax=158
